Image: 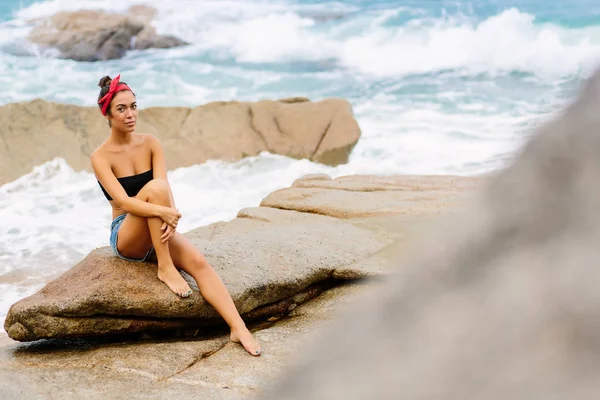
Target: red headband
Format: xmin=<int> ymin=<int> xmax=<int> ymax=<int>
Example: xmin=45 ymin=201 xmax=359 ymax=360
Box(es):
xmin=98 ymin=74 xmax=132 ymax=116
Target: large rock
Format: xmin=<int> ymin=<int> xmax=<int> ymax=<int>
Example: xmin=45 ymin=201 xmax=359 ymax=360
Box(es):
xmin=27 ymin=6 xmax=187 ymax=61
xmin=258 ymin=72 xmax=600 ymax=399
xmin=262 ymin=174 xmax=481 ymax=218
xmin=4 ymin=209 xmax=381 ymax=341
xmin=0 ymin=174 xmax=478 ymax=398
xmin=3 ymin=174 xmax=477 ymax=341
xmin=0 ymin=284 xmax=372 ymax=400
xmin=0 ymin=97 xmax=361 ymax=185
xmin=1 ymin=174 xmax=479 ymax=398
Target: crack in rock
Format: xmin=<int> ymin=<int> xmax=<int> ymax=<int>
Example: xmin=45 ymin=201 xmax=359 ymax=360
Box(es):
xmin=19 ymin=360 xmax=157 ymax=380
xmin=160 ymin=341 xmax=229 ymax=382
xmin=247 ymin=105 xmax=270 ymax=151
xmin=180 ymin=107 xmax=192 ymax=131
xmin=261 ymin=204 xmax=337 ymax=217
xmin=310 ymin=119 xmax=333 ymax=161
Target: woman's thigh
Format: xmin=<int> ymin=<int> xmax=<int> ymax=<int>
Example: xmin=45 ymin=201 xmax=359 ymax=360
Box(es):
xmin=114 ymin=183 xmax=162 ymax=259
xmin=116 ymin=213 xmax=153 ymax=259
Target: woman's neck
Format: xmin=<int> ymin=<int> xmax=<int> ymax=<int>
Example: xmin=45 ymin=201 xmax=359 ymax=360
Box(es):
xmin=109 ymin=130 xmax=134 ymax=145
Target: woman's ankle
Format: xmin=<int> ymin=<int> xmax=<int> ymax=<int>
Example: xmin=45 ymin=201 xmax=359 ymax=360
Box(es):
xmin=230 ymin=321 xmax=248 ymax=334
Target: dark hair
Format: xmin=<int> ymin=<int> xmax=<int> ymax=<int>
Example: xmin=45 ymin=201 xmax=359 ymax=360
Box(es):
xmin=97 ymin=75 xmax=134 ymax=116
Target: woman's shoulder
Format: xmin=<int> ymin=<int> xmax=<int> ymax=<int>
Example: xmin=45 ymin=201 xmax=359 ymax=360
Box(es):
xmin=90 ymin=141 xmax=109 ymax=160
xmin=90 ymin=144 xmax=110 ymax=172
xmin=134 ymin=132 xmax=156 ymax=141
xmin=136 ymin=132 xmax=161 ymax=147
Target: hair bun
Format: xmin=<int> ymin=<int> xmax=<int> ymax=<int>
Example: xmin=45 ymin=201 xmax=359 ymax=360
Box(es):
xmin=98 ymin=76 xmax=112 ymax=88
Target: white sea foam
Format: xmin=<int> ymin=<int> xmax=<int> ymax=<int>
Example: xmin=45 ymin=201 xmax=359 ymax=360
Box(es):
xmin=337 ymin=8 xmax=600 ymax=78
xmin=0 ymin=2 xmax=594 ymax=107
xmin=155 ymin=5 xmax=600 ymax=79
xmin=1 ymin=2 xmax=598 ymax=84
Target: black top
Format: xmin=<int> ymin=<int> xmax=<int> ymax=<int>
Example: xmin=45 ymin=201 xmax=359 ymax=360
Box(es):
xmin=98 ymin=169 xmax=153 ymax=201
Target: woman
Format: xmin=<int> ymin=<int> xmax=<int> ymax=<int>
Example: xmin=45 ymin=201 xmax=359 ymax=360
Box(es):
xmin=91 ymin=75 xmax=261 ymax=356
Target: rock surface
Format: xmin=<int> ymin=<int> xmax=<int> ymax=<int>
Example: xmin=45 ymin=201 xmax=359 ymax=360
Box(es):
xmin=263 ymin=174 xmax=481 ymax=218
xmin=258 ymin=71 xmax=600 ymax=399
xmin=1 ymin=173 xmax=479 ymax=399
xmin=0 ymin=97 xmax=361 ymax=185
xmin=0 ymin=284 xmax=373 ymax=400
xmin=27 ymin=6 xmax=187 ymax=61
xmin=4 ymin=174 xmax=477 ymax=341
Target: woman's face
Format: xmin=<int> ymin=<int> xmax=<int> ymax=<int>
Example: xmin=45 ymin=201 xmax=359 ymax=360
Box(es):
xmin=107 ymin=90 xmax=137 ymax=132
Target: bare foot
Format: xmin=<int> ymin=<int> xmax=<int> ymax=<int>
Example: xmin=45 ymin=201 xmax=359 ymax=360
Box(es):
xmin=157 ymin=263 xmax=192 ymax=298
xmin=231 ymin=327 xmax=261 ymax=356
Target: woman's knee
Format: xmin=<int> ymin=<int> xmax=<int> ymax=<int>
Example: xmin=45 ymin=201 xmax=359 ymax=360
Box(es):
xmin=142 ymin=179 xmax=169 ymax=201
xmin=191 ymin=254 xmax=211 ymax=272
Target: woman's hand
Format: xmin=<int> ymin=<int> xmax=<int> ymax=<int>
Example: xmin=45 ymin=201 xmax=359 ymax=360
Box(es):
xmin=160 ymin=222 xmax=176 ymax=242
xmin=159 ymin=206 xmax=181 ymax=229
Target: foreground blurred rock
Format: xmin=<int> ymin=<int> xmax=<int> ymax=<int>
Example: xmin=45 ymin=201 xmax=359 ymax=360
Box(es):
xmin=1 ymin=174 xmax=479 ymax=399
xmin=0 ymin=97 xmax=360 ymax=185
xmin=259 ymin=71 xmax=600 ymax=399
xmin=27 ymin=6 xmax=187 ymax=61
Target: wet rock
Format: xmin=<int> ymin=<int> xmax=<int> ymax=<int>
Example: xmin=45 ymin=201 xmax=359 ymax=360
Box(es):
xmin=27 ymin=7 xmax=188 ymax=61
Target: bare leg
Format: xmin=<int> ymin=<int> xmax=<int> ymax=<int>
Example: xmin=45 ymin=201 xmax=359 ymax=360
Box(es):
xmin=167 ymin=232 xmax=262 ymax=356
xmin=116 ymin=179 xmax=191 ymax=298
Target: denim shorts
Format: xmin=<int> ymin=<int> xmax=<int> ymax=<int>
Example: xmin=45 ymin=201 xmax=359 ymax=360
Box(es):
xmin=110 ymin=213 xmax=154 ymax=262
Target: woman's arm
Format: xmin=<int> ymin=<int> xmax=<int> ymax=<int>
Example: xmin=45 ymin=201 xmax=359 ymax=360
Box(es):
xmin=91 ymin=150 xmax=165 ymax=218
xmin=150 ymin=135 xmax=176 ymax=209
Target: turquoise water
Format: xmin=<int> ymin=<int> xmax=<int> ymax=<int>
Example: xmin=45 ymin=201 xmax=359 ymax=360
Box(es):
xmin=2 ymin=0 xmax=598 ymax=172
xmin=1 ymin=0 xmax=597 ymax=112
xmin=0 ymin=0 xmax=599 ymax=320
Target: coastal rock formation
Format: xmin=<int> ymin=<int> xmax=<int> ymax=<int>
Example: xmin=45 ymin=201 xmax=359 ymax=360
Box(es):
xmin=27 ymin=6 xmax=187 ymax=61
xmin=4 ymin=174 xmax=478 ymax=341
xmin=0 ymin=97 xmax=361 ymax=185
xmin=1 ymin=173 xmax=479 ymax=399
xmin=262 ymin=174 xmax=479 ymax=218
xmin=258 ymin=71 xmax=600 ymax=399
xmin=0 ymin=284 xmax=371 ymax=400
